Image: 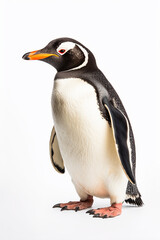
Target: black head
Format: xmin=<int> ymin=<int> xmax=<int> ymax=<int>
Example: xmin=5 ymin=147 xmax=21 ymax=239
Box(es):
xmin=22 ymin=37 xmax=97 ymax=72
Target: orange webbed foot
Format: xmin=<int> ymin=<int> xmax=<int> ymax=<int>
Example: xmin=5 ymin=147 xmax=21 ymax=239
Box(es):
xmin=53 ymin=196 xmax=93 ymax=212
xmin=86 ymin=203 xmax=122 ymax=218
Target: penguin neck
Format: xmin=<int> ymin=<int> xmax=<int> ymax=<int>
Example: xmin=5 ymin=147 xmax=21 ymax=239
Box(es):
xmin=55 ymin=67 xmax=96 ymax=81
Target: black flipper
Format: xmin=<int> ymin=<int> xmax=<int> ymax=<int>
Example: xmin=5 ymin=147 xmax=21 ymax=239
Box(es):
xmin=49 ymin=126 xmax=65 ymax=174
xmin=102 ymin=97 xmax=135 ymax=184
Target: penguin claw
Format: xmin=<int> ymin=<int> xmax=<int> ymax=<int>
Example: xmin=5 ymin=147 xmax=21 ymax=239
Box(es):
xmin=61 ymin=206 xmax=68 ymax=211
xmin=86 ymin=209 xmax=94 ymax=215
xmin=93 ymin=214 xmax=100 ymax=218
xmin=75 ymin=207 xmax=80 ymax=212
xmin=52 ymin=203 xmax=61 ymax=208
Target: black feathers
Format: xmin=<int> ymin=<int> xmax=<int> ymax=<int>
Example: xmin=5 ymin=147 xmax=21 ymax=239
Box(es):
xmin=125 ymin=197 xmax=143 ymax=207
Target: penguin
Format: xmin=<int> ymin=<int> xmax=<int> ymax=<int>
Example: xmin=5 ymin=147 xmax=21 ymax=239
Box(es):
xmin=22 ymin=37 xmax=143 ymax=218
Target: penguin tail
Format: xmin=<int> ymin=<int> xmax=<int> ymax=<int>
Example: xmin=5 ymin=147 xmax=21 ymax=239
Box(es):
xmin=125 ymin=194 xmax=143 ymax=206
xmin=125 ymin=181 xmax=144 ymax=206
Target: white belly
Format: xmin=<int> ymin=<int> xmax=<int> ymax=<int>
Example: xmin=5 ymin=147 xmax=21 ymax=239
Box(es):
xmin=52 ymin=78 xmax=127 ymax=203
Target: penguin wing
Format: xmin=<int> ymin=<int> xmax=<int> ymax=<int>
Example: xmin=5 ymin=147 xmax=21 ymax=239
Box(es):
xmin=49 ymin=126 xmax=65 ymax=174
xmin=102 ymin=96 xmax=135 ymax=184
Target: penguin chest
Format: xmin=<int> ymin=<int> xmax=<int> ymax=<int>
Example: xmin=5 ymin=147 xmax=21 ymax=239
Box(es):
xmin=52 ymin=78 xmax=124 ymax=198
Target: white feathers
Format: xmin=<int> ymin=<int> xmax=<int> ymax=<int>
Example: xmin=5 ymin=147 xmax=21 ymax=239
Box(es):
xmin=57 ymin=42 xmax=75 ymax=55
xmin=52 ymin=78 xmax=128 ymax=203
xmin=125 ymin=194 xmax=139 ymax=201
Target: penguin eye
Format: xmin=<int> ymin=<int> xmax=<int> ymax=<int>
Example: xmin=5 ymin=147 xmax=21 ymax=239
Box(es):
xmin=58 ymin=49 xmax=66 ymax=55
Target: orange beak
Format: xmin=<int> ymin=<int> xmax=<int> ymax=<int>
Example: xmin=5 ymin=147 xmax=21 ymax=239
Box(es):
xmin=22 ymin=50 xmax=59 ymax=60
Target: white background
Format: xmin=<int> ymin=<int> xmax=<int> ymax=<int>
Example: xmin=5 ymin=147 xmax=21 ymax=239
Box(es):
xmin=0 ymin=0 xmax=159 ymax=239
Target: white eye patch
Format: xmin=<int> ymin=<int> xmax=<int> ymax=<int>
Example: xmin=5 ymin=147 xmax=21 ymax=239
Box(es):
xmin=56 ymin=41 xmax=89 ymax=71
xmin=57 ymin=42 xmax=76 ymax=55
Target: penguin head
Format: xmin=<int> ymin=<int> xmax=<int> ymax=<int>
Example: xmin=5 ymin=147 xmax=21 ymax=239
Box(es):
xmin=22 ymin=38 xmax=97 ymax=72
